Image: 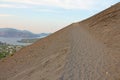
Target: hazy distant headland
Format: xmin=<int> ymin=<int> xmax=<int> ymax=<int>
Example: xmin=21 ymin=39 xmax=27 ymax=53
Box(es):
xmin=0 ymin=28 xmax=50 ymax=45
xmin=0 ymin=28 xmax=50 ymax=38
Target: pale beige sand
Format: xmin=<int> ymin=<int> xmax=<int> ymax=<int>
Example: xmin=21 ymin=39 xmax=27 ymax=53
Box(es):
xmin=0 ymin=2 xmax=120 ymax=80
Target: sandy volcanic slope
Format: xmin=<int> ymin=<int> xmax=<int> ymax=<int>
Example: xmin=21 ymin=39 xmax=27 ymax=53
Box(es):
xmin=60 ymin=23 xmax=119 ymax=80
xmin=0 ymin=2 xmax=120 ymax=80
xmin=0 ymin=26 xmax=72 ymax=80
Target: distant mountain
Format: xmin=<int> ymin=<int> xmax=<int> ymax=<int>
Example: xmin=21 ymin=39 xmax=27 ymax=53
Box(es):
xmin=0 ymin=28 xmax=50 ymax=38
xmin=37 ymin=33 xmax=51 ymax=38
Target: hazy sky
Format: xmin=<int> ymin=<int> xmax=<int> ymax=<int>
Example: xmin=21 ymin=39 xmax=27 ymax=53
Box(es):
xmin=0 ymin=0 xmax=119 ymax=33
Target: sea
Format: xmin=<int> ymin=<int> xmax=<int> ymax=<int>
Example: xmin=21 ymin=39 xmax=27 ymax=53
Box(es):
xmin=0 ymin=37 xmax=31 ymax=45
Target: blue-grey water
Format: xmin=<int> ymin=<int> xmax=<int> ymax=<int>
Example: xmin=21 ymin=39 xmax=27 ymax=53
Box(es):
xmin=0 ymin=37 xmax=31 ymax=45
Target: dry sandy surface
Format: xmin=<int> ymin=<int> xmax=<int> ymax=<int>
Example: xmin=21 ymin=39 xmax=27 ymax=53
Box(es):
xmin=0 ymin=2 xmax=120 ymax=80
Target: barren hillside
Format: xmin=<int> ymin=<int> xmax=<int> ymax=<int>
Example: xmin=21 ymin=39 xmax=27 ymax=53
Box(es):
xmin=0 ymin=2 xmax=120 ymax=80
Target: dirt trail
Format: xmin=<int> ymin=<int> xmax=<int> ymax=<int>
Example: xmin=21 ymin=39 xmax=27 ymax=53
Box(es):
xmin=60 ymin=23 xmax=119 ymax=80
xmin=0 ymin=3 xmax=120 ymax=80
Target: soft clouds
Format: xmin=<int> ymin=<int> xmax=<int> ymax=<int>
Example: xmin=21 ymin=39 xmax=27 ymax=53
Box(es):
xmin=0 ymin=14 xmax=13 ymax=17
xmin=36 ymin=9 xmax=62 ymax=13
xmin=0 ymin=4 xmax=29 ymax=8
xmin=0 ymin=0 xmax=117 ymax=10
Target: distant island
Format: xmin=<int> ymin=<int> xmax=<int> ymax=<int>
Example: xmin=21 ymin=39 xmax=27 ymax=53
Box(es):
xmin=0 ymin=28 xmax=50 ymax=59
xmin=17 ymin=38 xmax=39 ymax=43
xmin=0 ymin=28 xmax=50 ymax=38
